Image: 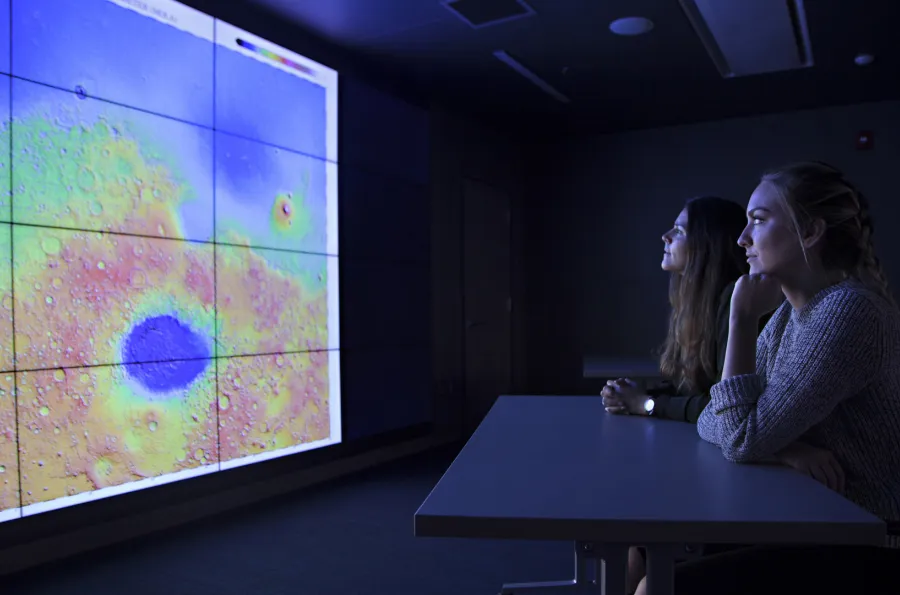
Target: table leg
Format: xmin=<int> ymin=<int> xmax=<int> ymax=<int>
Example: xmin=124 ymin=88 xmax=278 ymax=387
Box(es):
xmin=644 ymin=544 xmax=678 ymax=595
xmin=499 ymin=542 xmax=630 ymax=595
xmin=595 ymin=544 xmax=628 ymax=595
xmin=499 ymin=541 xmax=601 ymax=594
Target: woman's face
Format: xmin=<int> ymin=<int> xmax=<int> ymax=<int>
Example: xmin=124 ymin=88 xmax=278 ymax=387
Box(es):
xmin=737 ymin=182 xmax=807 ymax=278
xmin=661 ymin=208 xmax=688 ymax=273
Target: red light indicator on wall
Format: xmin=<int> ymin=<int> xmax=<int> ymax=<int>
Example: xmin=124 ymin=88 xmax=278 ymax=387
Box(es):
xmin=856 ymin=131 xmax=874 ymax=151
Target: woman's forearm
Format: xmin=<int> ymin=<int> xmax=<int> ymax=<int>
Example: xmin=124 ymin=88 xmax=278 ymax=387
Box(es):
xmin=722 ymin=315 xmax=759 ymax=380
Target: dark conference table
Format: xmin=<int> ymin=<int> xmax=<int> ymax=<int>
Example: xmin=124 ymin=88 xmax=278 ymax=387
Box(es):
xmin=415 ymin=395 xmax=885 ymax=595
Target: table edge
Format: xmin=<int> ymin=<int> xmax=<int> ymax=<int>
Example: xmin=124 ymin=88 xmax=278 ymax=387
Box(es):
xmin=414 ymin=513 xmax=887 ymax=547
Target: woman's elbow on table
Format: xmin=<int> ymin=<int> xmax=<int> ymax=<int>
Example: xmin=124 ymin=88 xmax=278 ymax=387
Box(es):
xmin=695 ymin=407 xmax=723 ymax=446
xmin=718 ymin=432 xmax=774 ymax=464
xmin=720 ymin=444 xmax=756 ymax=464
xmin=697 ymin=407 xmax=777 ymax=463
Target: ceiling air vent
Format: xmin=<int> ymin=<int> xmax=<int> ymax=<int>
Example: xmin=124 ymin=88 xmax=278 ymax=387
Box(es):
xmin=679 ymin=0 xmax=814 ymax=78
xmin=442 ymin=0 xmax=535 ymax=29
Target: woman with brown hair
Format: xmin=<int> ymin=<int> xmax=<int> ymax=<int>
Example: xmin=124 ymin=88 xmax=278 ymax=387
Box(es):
xmin=603 ymin=196 xmax=775 ymax=594
xmin=602 ymin=195 xmax=758 ymax=423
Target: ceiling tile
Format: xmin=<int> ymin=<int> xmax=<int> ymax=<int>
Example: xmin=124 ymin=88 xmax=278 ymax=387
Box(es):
xmin=251 ymin=0 xmax=452 ymax=43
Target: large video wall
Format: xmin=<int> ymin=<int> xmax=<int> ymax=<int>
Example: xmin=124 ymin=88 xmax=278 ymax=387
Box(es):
xmin=0 ymin=0 xmax=341 ymax=522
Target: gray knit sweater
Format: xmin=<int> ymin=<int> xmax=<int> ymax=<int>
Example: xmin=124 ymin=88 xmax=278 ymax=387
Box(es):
xmin=698 ymin=279 xmax=900 ymax=528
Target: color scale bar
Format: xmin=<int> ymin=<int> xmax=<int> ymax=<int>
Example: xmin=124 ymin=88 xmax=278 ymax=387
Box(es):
xmin=236 ymin=38 xmax=315 ymax=76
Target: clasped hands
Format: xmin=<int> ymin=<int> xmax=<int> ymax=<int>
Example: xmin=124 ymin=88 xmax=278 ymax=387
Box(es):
xmin=600 ymin=378 xmax=649 ymax=416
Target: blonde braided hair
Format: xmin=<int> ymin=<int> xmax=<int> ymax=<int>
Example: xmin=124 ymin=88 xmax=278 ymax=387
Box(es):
xmin=760 ymin=161 xmax=896 ymax=307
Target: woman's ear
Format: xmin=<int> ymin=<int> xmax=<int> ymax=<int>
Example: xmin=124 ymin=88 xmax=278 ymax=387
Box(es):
xmin=801 ymin=218 xmax=828 ymax=249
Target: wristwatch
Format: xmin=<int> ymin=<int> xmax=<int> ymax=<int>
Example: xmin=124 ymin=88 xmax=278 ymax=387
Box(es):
xmin=643 ymin=398 xmax=656 ymax=416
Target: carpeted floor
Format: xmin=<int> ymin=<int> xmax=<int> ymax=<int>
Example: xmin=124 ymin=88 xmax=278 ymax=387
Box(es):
xmin=2 ymin=444 xmax=573 ymax=595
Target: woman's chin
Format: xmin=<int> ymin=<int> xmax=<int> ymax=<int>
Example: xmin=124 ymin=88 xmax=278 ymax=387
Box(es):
xmin=748 ymin=262 xmax=771 ymax=277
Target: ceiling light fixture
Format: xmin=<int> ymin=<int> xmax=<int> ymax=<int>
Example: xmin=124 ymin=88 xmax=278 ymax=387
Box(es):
xmin=493 ymin=50 xmax=571 ymax=104
xmin=609 ymin=16 xmax=654 ymax=36
xmin=678 ymin=0 xmax=814 ymax=78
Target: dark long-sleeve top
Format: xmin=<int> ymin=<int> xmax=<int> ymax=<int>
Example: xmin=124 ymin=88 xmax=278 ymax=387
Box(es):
xmin=647 ymin=281 xmax=772 ymax=423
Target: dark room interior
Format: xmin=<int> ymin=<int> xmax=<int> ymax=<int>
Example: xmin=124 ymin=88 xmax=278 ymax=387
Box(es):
xmin=1 ymin=0 xmax=898 ymax=593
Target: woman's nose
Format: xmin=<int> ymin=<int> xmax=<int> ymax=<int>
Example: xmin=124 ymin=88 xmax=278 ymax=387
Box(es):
xmin=737 ymin=229 xmax=750 ymax=248
xmin=662 ymin=233 xmax=672 ymax=244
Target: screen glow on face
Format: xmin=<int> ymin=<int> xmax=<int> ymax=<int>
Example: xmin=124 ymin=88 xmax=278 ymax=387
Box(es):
xmin=0 ymin=0 xmax=341 ymax=522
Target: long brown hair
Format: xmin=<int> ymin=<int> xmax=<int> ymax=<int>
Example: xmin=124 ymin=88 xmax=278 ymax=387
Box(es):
xmin=760 ymin=161 xmax=895 ymax=307
xmin=659 ymin=197 xmax=748 ymax=393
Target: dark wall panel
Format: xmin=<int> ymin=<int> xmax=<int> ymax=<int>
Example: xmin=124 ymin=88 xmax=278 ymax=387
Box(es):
xmin=341 ymin=347 xmax=432 ymax=441
xmin=340 ymin=259 xmax=431 ymax=350
xmin=339 ymin=165 xmax=430 ymax=264
xmin=339 ymin=77 xmax=430 ymax=185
